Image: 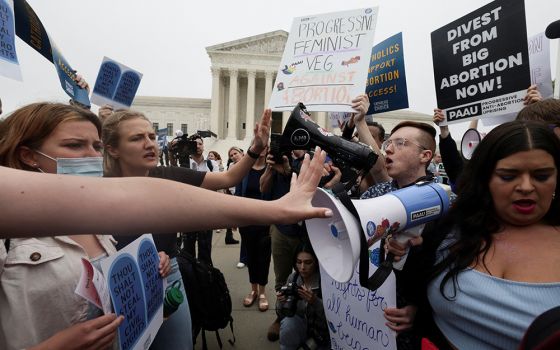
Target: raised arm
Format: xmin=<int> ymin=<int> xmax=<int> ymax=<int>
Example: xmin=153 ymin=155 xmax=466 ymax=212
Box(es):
xmin=1 ymin=148 xmax=331 ymax=238
xmin=353 ymin=94 xmax=390 ymax=183
xmin=201 ymin=109 xmax=271 ymax=190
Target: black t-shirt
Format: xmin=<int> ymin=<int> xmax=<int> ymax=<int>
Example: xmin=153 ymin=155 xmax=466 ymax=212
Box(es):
xmin=113 ymin=166 xmax=206 ymax=257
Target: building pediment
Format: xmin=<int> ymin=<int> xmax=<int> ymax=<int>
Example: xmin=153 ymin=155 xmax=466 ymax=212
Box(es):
xmin=206 ymin=30 xmax=288 ymax=56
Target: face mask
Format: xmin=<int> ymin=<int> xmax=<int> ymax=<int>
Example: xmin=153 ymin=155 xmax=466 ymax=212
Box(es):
xmin=35 ymin=150 xmax=104 ymax=177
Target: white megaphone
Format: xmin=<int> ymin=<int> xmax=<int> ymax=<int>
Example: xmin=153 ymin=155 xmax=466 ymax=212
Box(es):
xmin=461 ymin=128 xmax=482 ymax=160
xmin=306 ymin=182 xmax=452 ymax=283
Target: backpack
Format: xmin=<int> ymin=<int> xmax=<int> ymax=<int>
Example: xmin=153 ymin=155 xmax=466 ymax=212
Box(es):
xmin=176 ymin=248 xmax=234 ymax=350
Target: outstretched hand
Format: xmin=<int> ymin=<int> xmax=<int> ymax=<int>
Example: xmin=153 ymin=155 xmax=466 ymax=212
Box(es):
xmin=278 ymin=147 xmax=333 ymax=222
xmin=251 ymin=109 xmax=272 ymax=153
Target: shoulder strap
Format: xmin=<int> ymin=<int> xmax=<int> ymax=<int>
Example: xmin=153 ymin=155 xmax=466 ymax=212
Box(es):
xmin=332 ymin=183 xmax=394 ymax=291
xmin=206 ymin=159 xmax=214 ymax=172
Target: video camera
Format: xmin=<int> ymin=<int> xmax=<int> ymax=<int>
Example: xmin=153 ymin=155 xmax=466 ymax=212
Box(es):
xmin=169 ymin=133 xmax=199 ymax=167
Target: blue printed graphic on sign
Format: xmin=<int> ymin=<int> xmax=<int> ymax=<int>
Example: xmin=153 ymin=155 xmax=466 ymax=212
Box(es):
xmin=366 ymin=221 xmax=376 ymax=237
xmin=366 ymin=32 xmax=409 ymax=114
xmin=114 ymin=71 xmax=141 ymax=106
xmin=93 ymin=61 xmax=121 ymax=99
xmin=369 ymin=248 xmax=381 ymax=267
xmin=0 ymin=0 xmax=19 ymax=64
xmin=51 ymin=47 xmax=91 ymax=107
xmin=137 ymin=239 xmax=163 ymax=323
xmin=108 ymin=253 xmax=147 ymax=350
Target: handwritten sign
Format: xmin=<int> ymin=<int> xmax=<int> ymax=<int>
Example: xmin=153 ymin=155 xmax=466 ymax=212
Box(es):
xmin=0 ymin=0 xmax=21 ymax=81
xmin=528 ymin=32 xmax=553 ymax=98
xmin=321 ymin=241 xmax=397 ymax=350
xmin=101 ymin=234 xmax=163 ymax=350
xmin=269 ymin=8 xmax=378 ymax=112
xmin=431 ymin=0 xmax=530 ymax=125
xmin=91 ymin=56 xmax=143 ymax=109
xmin=366 ymin=32 xmax=409 ymax=114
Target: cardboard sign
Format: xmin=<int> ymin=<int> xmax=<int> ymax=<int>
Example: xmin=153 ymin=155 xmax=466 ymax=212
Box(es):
xmin=91 ymin=56 xmax=143 ymax=109
xmin=269 ymin=8 xmax=379 ymax=112
xmin=0 ymin=0 xmax=22 ymax=81
xmin=431 ymin=0 xmax=530 ymax=125
xmin=100 ymin=234 xmax=163 ymax=350
xmin=366 ymin=32 xmax=409 ymax=114
xmin=321 ymin=240 xmax=397 ymax=350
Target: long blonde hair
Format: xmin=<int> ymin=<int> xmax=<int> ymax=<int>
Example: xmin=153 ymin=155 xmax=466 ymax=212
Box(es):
xmin=102 ymin=109 xmax=154 ymax=177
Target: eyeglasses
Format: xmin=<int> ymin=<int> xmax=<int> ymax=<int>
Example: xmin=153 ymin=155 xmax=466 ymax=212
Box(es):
xmin=381 ymin=137 xmax=427 ymax=152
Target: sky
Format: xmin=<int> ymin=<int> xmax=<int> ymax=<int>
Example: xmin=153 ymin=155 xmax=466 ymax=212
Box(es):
xmin=2 ymin=0 xmax=559 ymax=135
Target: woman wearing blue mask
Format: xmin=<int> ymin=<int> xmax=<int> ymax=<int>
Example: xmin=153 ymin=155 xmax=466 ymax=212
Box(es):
xmin=0 ymin=102 xmax=171 ymax=350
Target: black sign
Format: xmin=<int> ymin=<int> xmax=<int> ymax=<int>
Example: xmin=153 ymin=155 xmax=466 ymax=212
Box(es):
xmin=431 ymin=0 xmax=530 ymax=111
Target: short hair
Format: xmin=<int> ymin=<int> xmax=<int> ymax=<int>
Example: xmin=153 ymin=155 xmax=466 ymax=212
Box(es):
xmin=391 ymin=120 xmax=437 ymax=153
xmin=102 ymin=109 xmax=153 ymax=177
xmin=516 ymin=98 xmax=560 ymax=123
xmin=0 ymin=102 xmax=101 ymax=170
xmin=366 ymin=120 xmax=386 ymax=142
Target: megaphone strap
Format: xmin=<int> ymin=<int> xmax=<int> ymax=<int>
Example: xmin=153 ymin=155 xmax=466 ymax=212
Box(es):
xmin=332 ymin=183 xmax=394 ymax=291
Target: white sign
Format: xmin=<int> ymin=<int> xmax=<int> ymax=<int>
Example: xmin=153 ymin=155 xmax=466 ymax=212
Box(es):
xmin=100 ymin=234 xmax=163 ymax=350
xmin=321 ymin=241 xmax=397 ymax=350
xmin=269 ymin=8 xmax=379 ymax=112
xmin=528 ymin=32 xmax=553 ymax=98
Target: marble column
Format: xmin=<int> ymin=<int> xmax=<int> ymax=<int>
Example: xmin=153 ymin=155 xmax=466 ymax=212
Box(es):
xmin=245 ymin=70 xmax=257 ymax=140
xmin=227 ymin=69 xmax=239 ymax=139
xmin=210 ymin=67 xmax=221 ymax=138
xmin=264 ymin=71 xmax=274 ymax=109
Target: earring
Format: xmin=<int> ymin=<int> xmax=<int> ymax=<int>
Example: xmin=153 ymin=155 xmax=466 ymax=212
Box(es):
xmin=553 ymin=192 xmax=556 ymax=200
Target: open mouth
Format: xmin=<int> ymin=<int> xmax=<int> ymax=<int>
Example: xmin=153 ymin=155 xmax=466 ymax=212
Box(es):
xmin=144 ymin=152 xmax=156 ymax=158
xmin=512 ymin=199 xmax=536 ymax=214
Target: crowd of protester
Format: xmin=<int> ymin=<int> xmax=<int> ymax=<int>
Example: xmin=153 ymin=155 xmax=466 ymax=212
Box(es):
xmin=1 ymin=64 xmax=559 ymax=350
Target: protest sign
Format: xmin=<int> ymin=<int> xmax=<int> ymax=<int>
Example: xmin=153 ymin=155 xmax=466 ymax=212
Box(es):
xmin=100 ymin=234 xmax=163 ymax=350
xmin=91 ymin=56 xmax=143 ymax=109
xmin=13 ymin=0 xmax=90 ymax=106
xmin=528 ymin=32 xmax=553 ymax=98
xmin=329 ymin=111 xmax=352 ymax=129
xmin=269 ymin=8 xmax=378 ymax=113
xmin=431 ymin=0 xmax=530 ymax=125
xmin=0 ymin=0 xmax=21 ymax=81
xmin=366 ymin=32 xmax=409 ymax=114
xmin=321 ymin=240 xmax=397 ymax=350
xmin=157 ymin=128 xmax=168 ymax=149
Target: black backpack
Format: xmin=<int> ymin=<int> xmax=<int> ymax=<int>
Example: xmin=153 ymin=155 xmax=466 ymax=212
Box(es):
xmin=176 ymin=248 xmax=234 ymax=350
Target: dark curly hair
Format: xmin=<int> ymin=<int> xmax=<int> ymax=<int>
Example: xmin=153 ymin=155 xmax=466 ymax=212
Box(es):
xmin=429 ymin=120 xmax=560 ymax=299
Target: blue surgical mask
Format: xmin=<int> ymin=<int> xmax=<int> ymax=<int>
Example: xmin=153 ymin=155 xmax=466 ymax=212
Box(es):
xmin=35 ymin=150 xmax=104 ymax=177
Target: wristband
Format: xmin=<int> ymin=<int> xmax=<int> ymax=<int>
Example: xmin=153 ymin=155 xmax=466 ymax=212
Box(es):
xmin=246 ymin=148 xmax=259 ymax=159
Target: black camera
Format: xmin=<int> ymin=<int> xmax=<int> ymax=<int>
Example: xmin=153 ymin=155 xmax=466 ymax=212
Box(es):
xmin=169 ymin=134 xmax=198 ymax=167
xmin=277 ymin=281 xmax=300 ymax=318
